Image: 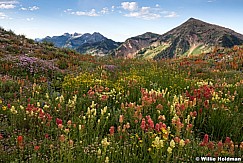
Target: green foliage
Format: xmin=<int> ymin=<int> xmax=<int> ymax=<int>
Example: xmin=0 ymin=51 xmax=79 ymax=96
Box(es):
xmin=57 ymin=60 xmax=69 ymax=69
xmin=1 ymin=41 xmax=243 ymax=162
xmin=0 ymin=79 xmax=20 ymax=101
xmin=42 ymin=41 xmax=55 ymax=47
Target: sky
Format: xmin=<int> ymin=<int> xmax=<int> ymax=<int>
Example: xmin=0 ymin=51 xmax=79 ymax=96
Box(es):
xmin=0 ymin=0 xmax=243 ymax=42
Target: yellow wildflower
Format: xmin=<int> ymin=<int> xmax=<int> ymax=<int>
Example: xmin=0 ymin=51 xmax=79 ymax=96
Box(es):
xmin=43 ymin=104 xmax=49 ymax=109
xmin=2 ymin=105 xmax=7 ymax=111
xmin=170 ymin=140 xmax=175 ymax=148
xmin=179 ymin=139 xmax=185 ymax=147
xmin=152 ymin=136 xmax=164 ymax=149
xmin=97 ymin=148 xmax=101 ymax=156
xmin=105 ymin=156 xmax=109 ymax=163
xmin=101 ymin=138 xmax=110 ymax=148
xmin=167 ymin=147 xmax=173 ymax=154
xmin=10 ymin=106 xmax=17 ymax=114
xmin=20 ymin=105 xmax=24 ymax=110
xmin=162 ymin=128 xmax=167 ymax=134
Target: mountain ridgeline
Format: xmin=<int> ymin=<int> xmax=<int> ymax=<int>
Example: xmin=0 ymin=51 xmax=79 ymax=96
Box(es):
xmin=113 ymin=18 xmax=243 ymax=59
xmin=38 ymin=18 xmax=243 ymax=59
xmin=40 ymin=32 xmax=121 ymax=56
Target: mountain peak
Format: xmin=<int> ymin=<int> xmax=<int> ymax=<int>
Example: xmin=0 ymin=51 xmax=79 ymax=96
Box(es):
xmin=114 ymin=18 xmax=243 ymax=59
xmin=73 ymin=32 xmax=82 ymax=36
xmin=63 ymin=33 xmax=71 ymax=37
xmin=187 ymin=17 xmax=199 ymax=21
xmin=91 ymin=32 xmax=106 ymax=40
xmin=92 ymin=32 xmax=101 ymax=35
xmin=182 ymin=17 xmax=208 ymax=27
xmin=155 ymin=18 xmax=243 ymax=58
xmin=92 ymin=32 xmax=104 ymax=37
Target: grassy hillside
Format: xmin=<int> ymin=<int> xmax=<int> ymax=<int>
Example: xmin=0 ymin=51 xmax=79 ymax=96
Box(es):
xmin=137 ymin=44 xmax=171 ymax=59
xmin=1 ymin=29 xmax=243 ymax=162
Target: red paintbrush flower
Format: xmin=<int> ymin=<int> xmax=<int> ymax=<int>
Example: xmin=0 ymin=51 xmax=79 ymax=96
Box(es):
xmin=225 ymin=137 xmax=231 ymax=145
xmin=109 ymin=126 xmax=115 ymax=136
xmin=203 ymin=134 xmax=209 ymax=144
xmin=34 ymin=145 xmax=40 ymax=151
xmin=56 ymin=118 xmax=63 ymax=125
xmin=17 ymin=135 xmax=24 ymax=148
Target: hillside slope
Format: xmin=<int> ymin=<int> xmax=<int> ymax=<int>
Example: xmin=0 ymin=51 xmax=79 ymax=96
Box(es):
xmin=113 ymin=18 xmax=243 ymax=59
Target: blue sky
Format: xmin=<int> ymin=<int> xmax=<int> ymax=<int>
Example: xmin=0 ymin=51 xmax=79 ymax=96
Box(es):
xmin=0 ymin=0 xmax=243 ymax=42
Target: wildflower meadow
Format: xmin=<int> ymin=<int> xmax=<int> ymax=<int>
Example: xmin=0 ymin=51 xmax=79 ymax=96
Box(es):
xmin=0 ymin=44 xmax=243 ymax=162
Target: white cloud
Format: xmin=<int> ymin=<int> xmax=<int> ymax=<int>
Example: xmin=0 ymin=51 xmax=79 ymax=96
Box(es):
xmin=64 ymin=9 xmax=72 ymax=13
xmin=29 ymin=6 xmax=39 ymax=11
xmin=122 ymin=3 xmax=161 ymax=20
xmin=0 ymin=4 xmax=15 ymax=9
xmin=121 ymin=2 xmax=138 ymax=11
xmin=71 ymin=9 xmax=99 ymax=17
xmin=0 ymin=1 xmax=18 ymax=9
xmin=66 ymin=7 xmax=111 ymax=17
xmin=125 ymin=7 xmax=161 ymax=20
xmin=20 ymin=7 xmax=27 ymax=10
xmin=100 ymin=7 xmax=109 ymax=14
xmin=0 ymin=12 xmax=7 ymax=19
xmin=121 ymin=2 xmax=178 ymax=20
xmin=20 ymin=6 xmax=39 ymax=11
xmin=111 ymin=6 xmax=115 ymax=12
xmin=0 ymin=1 xmax=18 ymax=4
xmin=164 ymin=11 xmax=178 ymax=18
xmin=26 ymin=17 xmax=34 ymax=21
xmin=207 ymin=0 xmax=216 ymax=2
